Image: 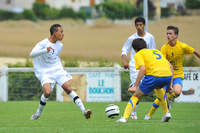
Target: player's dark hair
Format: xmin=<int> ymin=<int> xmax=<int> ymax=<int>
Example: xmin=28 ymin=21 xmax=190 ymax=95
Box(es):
xmin=135 ymin=17 xmax=145 ymax=25
xmin=132 ymin=38 xmax=147 ymax=51
xmin=167 ymin=25 xmax=179 ymax=35
xmin=50 ymin=24 xmax=62 ymax=35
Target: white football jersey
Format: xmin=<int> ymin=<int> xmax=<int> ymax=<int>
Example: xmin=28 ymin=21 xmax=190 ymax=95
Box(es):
xmin=30 ymin=38 xmax=64 ymax=77
xmin=121 ymin=32 xmax=156 ymax=68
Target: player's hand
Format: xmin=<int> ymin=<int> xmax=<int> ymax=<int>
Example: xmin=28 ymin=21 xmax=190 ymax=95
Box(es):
xmin=47 ymin=47 xmax=54 ymax=53
xmin=128 ymin=86 xmax=136 ymax=93
xmin=168 ymin=85 xmax=174 ymax=93
xmin=123 ymin=61 xmax=129 ymax=69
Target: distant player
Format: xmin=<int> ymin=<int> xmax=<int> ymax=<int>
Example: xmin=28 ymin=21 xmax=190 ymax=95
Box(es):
xmin=121 ymin=17 xmax=156 ymax=120
xmin=144 ymin=26 xmax=200 ymax=120
xmin=117 ymin=38 xmax=173 ymax=123
xmin=30 ymin=24 xmax=91 ymax=120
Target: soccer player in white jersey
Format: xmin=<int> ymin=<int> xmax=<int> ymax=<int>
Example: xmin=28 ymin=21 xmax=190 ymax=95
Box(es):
xmin=30 ymin=24 xmax=92 ymax=120
xmin=121 ymin=17 xmax=156 ymax=120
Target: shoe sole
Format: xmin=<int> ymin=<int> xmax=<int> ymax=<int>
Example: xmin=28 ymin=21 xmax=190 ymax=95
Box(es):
xmin=163 ymin=116 xmax=171 ymax=122
xmin=85 ymin=110 xmax=92 ymax=119
xmin=116 ymin=119 xmax=127 ymax=123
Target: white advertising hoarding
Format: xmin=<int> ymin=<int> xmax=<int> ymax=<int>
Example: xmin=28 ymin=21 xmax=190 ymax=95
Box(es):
xmin=175 ymin=67 xmax=200 ymax=103
xmin=56 ymin=67 xmax=121 ymax=102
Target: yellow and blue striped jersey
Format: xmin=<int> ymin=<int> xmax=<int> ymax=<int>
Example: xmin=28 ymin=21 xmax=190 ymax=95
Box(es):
xmin=161 ymin=40 xmax=194 ymax=78
xmin=134 ymin=49 xmax=172 ymax=77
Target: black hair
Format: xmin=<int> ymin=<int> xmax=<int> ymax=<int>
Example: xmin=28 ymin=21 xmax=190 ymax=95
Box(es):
xmin=132 ymin=38 xmax=147 ymax=51
xmin=135 ymin=17 xmax=145 ymax=25
xmin=50 ymin=24 xmax=62 ymax=35
xmin=167 ymin=25 xmax=179 ymax=35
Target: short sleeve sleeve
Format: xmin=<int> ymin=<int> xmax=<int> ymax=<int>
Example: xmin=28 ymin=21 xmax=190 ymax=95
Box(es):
xmin=134 ymin=53 xmax=144 ymax=70
xmin=182 ymin=43 xmax=194 ymax=55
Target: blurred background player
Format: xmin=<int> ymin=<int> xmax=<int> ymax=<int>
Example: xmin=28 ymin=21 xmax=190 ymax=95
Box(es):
xmin=121 ymin=17 xmax=156 ymax=120
xmin=144 ymin=25 xmax=200 ymax=120
xmin=117 ymin=38 xmax=173 ymax=123
xmin=30 ymin=24 xmax=91 ymax=120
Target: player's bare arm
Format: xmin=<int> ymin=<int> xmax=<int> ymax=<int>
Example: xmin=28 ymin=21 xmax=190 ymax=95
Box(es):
xmin=194 ymin=50 xmax=200 ymax=59
xmin=169 ymin=63 xmax=174 ymax=92
xmin=121 ymin=55 xmax=129 ymax=69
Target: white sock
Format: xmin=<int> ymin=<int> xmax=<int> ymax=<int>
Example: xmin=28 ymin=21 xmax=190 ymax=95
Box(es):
xmin=41 ymin=94 xmax=48 ymax=103
xmin=36 ymin=94 xmax=48 ymax=115
xmin=69 ymin=91 xmax=86 ymax=114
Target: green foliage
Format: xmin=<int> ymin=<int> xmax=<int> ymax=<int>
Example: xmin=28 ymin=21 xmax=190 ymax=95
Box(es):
xmin=0 ymin=10 xmax=23 ymax=20
xmin=25 ymin=59 xmax=33 ymax=67
xmin=8 ymin=59 xmax=33 ymax=67
xmin=98 ymin=59 xmax=114 ymax=67
xmin=95 ymin=1 xmax=142 ymax=20
xmin=32 ymin=2 xmax=50 ymax=19
xmin=46 ymin=8 xmax=60 ymax=20
xmin=8 ymin=72 xmax=56 ymax=101
xmin=0 ymin=9 xmax=37 ymax=21
xmin=64 ymin=59 xmax=79 ymax=67
xmin=59 ymin=7 xmax=86 ymax=20
xmin=32 ymin=2 xmax=60 ymax=20
xmin=185 ymin=0 xmax=200 ymax=9
xmin=22 ymin=9 xmax=37 ymax=21
xmin=121 ymin=71 xmax=132 ymax=101
xmin=161 ymin=7 xmax=173 ymax=17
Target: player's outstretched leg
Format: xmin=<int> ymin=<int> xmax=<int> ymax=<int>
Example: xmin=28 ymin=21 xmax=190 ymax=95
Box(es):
xmin=144 ymin=98 xmax=160 ymax=120
xmin=69 ymin=91 xmax=92 ymax=119
xmin=84 ymin=109 xmax=92 ymax=119
xmin=116 ymin=96 xmax=139 ymax=123
xmin=130 ymin=102 xmax=139 ymax=120
xmin=154 ymin=88 xmax=171 ymax=122
xmin=31 ymin=94 xmax=47 ymax=120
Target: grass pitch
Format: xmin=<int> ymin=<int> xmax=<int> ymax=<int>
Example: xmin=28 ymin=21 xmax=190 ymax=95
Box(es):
xmin=0 ymin=101 xmax=199 ymax=133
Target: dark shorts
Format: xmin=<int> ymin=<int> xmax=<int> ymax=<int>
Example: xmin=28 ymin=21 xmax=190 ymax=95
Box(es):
xmin=163 ymin=77 xmax=183 ymax=91
xmin=139 ymin=75 xmax=172 ymax=94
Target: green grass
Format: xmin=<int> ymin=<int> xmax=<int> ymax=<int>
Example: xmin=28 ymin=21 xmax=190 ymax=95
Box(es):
xmin=0 ymin=101 xmax=200 ymax=133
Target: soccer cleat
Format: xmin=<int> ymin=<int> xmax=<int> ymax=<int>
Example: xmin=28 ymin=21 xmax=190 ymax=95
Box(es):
xmin=168 ymin=100 xmax=173 ymax=110
xmin=144 ymin=115 xmax=151 ymax=120
xmin=84 ymin=109 xmax=92 ymax=119
xmin=162 ymin=112 xmax=171 ymax=122
xmin=130 ymin=113 xmax=138 ymax=120
xmin=30 ymin=112 xmax=41 ymax=120
xmin=116 ymin=118 xmax=127 ymax=123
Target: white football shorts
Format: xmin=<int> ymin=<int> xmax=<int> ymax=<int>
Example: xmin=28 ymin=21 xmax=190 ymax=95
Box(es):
xmin=35 ymin=68 xmax=72 ymax=90
xmin=129 ymin=66 xmax=138 ymax=87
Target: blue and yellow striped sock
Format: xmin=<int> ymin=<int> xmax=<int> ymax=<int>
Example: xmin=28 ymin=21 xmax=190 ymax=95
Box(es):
xmin=122 ymin=96 xmax=139 ymax=119
xmin=154 ymin=88 xmax=169 ymax=114
xmin=147 ymin=98 xmax=160 ymax=117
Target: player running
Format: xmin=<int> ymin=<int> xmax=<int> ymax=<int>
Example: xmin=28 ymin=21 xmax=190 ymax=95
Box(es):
xmin=30 ymin=24 xmax=91 ymax=120
xmin=144 ymin=25 xmax=200 ymax=120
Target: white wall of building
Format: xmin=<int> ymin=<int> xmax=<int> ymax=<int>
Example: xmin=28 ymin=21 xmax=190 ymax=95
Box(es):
xmin=160 ymin=0 xmax=186 ymax=9
xmin=46 ymin=0 xmax=90 ymax=11
xmin=0 ymin=0 xmax=104 ymax=11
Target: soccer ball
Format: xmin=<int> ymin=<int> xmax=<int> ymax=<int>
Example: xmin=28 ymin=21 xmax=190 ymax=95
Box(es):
xmin=105 ymin=104 xmax=120 ymax=118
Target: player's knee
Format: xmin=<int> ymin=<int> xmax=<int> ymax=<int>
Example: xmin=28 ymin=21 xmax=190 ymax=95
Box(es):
xmin=44 ymin=90 xmax=51 ymax=97
xmin=62 ymin=82 xmax=72 ymax=94
xmin=174 ymin=91 xmax=180 ymax=98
